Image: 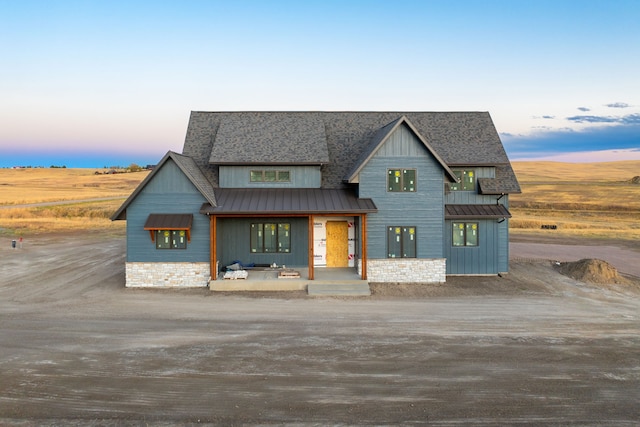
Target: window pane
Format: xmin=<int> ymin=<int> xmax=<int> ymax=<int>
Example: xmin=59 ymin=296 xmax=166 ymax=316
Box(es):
xmin=250 ymin=223 xmax=263 ymax=253
xmin=388 ymin=169 xmax=402 ymax=192
xmin=277 ymin=170 xmax=290 ymax=182
xmin=278 ymin=223 xmax=290 ymax=253
xmin=452 ymin=223 xmax=466 ymax=246
xmin=466 ymin=223 xmax=478 ymax=246
xmin=387 ymin=226 xmax=402 ymax=258
xmin=250 ymin=170 xmax=263 ymax=182
xmin=263 ymin=223 xmax=277 ymax=252
xmin=264 ymin=170 xmax=276 ymax=182
xmin=156 ymin=230 xmax=171 ymax=249
xmin=462 ymin=170 xmax=475 ymax=191
xmin=403 ymin=170 xmax=416 ymax=192
xmin=402 ymin=227 xmax=416 ymax=257
xmin=449 ymin=171 xmax=461 ymax=191
xmin=171 ymin=230 xmax=187 ymax=249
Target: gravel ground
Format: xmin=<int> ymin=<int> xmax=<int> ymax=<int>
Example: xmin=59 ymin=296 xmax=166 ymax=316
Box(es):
xmin=0 ymin=234 xmax=639 ymax=426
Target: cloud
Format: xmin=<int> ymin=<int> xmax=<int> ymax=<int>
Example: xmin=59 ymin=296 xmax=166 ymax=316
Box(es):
xmin=606 ymin=102 xmax=631 ymax=108
xmin=567 ymin=115 xmax=618 ymax=123
xmin=566 ymin=113 xmax=640 ymax=124
xmin=577 ymin=106 xmax=591 ymax=112
xmin=542 ymin=115 xmax=555 ymax=119
xmin=621 ymin=113 xmax=640 ymax=124
xmin=501 ymin=121 xmax=640 ymax=160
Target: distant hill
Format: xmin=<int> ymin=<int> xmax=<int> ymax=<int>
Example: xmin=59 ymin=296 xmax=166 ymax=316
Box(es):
xmin=511 ymin=160 xmax=640 ymax=183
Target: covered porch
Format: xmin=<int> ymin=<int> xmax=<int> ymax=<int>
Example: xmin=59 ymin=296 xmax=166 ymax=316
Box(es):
xmin=200 ymin=188 xmax=377 ymax=283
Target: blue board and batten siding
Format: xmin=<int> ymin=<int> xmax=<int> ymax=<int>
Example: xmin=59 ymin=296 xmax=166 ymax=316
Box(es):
xmin=445 ymin=219 xmax=500 ymax=274
xmin=497 ymin=219 xmax=509 ymax=273
xmin=444 ymin=167 xmax=510 ymax=274
xmin=126 ymin=159 xmax=210 ymax=262
xmin=358 ymin=124 xmax=445 ymax=259
xmin=219 ymin=165 xmax=321 ymax=188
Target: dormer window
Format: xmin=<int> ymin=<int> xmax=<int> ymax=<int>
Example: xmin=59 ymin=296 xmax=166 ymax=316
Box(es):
xmin=450 ymin=170 xmax=475 ymax=191
xmin=250 ymin=170 xmax=291 ymax=182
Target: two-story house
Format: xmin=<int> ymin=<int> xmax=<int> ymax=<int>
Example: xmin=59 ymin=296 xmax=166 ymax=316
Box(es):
xmin=111 ymin=111 xmax=521 ymax=288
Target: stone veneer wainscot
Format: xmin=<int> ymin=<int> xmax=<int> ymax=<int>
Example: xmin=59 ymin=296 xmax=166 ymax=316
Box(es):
xmin=362 ymin=259 xmax=446 ymax=283
xmin=126 ymin=262 xmax=210 ymax=288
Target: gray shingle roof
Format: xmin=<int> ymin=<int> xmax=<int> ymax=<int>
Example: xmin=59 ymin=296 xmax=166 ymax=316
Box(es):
xmin=182 ymin=111 xmax=521 ymax=193
xmin=477 ymin=164 xmax=522 ymax=194
xmin=209 ymin=112 xmax=330 ymax=165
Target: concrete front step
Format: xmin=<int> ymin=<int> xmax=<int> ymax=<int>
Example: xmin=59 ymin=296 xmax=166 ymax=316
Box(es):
xmin=307 ymin=283 xmax=371 ymax=296
xmin=210 ymin=279 xmax=371 ymax=294
xmin=210 ymin=279 xmax=307 ymax=291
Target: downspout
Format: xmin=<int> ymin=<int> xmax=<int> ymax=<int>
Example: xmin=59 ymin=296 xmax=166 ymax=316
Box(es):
xmin=497 ymin=193 xmax=506 ymax=223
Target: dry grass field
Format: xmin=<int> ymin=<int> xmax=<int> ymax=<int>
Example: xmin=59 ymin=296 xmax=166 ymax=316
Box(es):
xmin=510 ymin=160 xmax=640 ymax=245
xmin=0 ymin=168 xmax=149 ymax=235
xmin=1 ymin=162 xmax=639 ymax=242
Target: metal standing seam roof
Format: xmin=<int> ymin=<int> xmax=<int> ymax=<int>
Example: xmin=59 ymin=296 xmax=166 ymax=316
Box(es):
xmin=200 ymin=188 xmax=378 ymax=215
xmin=144 ymin=213 xmax=194 ymax=229
xmin=445 ymin=204 xmax=512 ymax=219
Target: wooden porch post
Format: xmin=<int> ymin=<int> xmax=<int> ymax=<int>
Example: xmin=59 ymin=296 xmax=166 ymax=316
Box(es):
xmin=361 ymin=214 xmax=367 ymax=280
xmin=210 ymin=215 xmax=217 ymax=281
xmin=308 ymin=215 xmax=314 ymax=280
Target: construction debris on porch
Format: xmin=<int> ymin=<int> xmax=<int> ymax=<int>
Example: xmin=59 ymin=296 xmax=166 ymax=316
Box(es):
xmin=223 ymin=270 xmax=248 ymax=280
xmin=278 ymin=269 xmax=300 ymax=279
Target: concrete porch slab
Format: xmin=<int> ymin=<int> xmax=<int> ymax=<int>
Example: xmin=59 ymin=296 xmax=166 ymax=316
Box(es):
xmin=210 ymin=267 xmax=368 ymax=293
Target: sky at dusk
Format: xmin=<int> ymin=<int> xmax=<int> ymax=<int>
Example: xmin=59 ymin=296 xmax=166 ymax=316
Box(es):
xmin=1 ymin=0 xmax=639 ymax=168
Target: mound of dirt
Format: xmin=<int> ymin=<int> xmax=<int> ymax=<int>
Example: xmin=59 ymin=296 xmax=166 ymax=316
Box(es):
xmin=628 ymin=176 xmax=640 ymax=184
xmin=556 ymin=258 xmax=630 ymax=285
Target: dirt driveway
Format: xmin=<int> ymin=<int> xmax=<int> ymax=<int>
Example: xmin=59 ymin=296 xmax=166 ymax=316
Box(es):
xmin=510 ymin=237 xmax=640 ymax=278
xmin=1 ymin=234 xmax=639 ymax=425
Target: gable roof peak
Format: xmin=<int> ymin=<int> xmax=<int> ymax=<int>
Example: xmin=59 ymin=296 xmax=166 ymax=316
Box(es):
xmin=110 ymin=151 xmax=216 ymax=221
xmin=344 ymin=116 xmax=458 ymax=183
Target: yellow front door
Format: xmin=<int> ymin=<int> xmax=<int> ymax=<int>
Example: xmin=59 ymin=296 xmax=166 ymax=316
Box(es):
xmin=326 ymin=221 xmax=349 ymax=267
